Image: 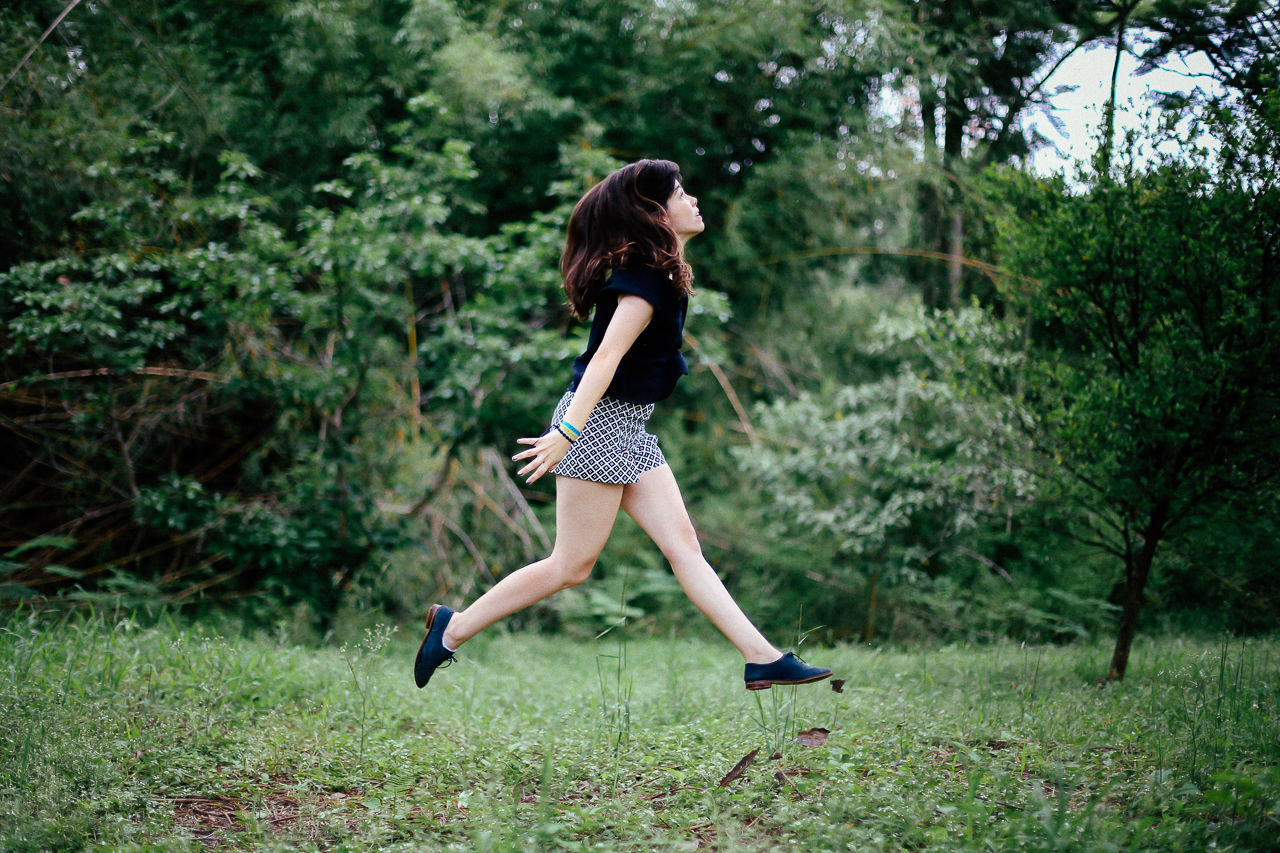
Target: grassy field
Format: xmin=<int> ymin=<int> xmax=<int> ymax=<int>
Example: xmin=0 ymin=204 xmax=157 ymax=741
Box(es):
xmin=1 ymin=609 xmax=1277 ymax=851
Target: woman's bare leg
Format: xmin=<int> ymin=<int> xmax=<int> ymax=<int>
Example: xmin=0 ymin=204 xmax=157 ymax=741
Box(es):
xmin=442 ymin=476 xmax=624 ymax=649
xmin=620 ymin=464 xmax=781 ymax=664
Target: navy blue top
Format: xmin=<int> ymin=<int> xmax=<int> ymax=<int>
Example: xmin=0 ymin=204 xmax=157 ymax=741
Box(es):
xmin=570 ymin=265 xmax=689 ymax=404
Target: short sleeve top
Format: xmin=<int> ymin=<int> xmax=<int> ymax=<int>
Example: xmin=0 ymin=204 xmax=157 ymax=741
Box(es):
xmin=569 ymin=265 xmax=689 ymax=404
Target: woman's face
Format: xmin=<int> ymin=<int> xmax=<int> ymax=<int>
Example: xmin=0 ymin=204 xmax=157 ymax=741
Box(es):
xmin=664 ymin=182 xmax=704 ymax=242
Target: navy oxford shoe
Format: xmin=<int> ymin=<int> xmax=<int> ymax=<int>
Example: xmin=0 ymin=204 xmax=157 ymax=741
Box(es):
xmin=744 ymin=652 xmax=832 ymax=690
xmin=414 ymin=604 xmax=457 ymax=689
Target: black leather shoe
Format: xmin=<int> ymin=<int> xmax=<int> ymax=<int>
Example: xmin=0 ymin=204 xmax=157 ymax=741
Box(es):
xmin=414 ymin=604 xmax=456 ymax=689
xmin=744 ymin=652 xmax=832 ymax=690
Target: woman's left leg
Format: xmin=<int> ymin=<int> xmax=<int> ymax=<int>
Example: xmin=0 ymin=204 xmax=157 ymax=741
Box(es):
xmin=441 ymin=476 xmax=624 ymax=649
xmin=620 ymin=464 xmax=781 ymax=665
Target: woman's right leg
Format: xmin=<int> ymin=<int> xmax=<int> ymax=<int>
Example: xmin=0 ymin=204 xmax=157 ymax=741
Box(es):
xmin=441 ymin=476 xmax=624 ymax=649
xmin=620 ymin=464 xmax=781 ymax=664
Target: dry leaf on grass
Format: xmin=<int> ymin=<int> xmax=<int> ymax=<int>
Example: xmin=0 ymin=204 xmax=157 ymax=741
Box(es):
xmin=718 ymin=748 xmax=760 ymax=787
xmin=795 ymin=727 xmax=830 ymax=747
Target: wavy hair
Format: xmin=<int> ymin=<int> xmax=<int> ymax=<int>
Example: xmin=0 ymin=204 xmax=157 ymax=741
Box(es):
xmin=560 ymin=159 xmax=694 ymax=319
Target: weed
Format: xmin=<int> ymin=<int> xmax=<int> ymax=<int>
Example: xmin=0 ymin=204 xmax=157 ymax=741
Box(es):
xmin=594 ymin=562 xmax=638 ymax=798
xmin=338 ymin=623 xmax=398 ymax=766
xmin=751 ymin=685 xmax=797 ymax=756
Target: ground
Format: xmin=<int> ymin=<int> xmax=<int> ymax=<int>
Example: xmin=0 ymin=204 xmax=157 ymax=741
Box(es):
xmin=1 ymin=613 xmax=1277 ymax=851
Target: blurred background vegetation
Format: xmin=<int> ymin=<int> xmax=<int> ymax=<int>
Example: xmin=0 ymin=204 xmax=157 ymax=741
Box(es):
xmin=2 ymin=0 xmax=1277 ymax=679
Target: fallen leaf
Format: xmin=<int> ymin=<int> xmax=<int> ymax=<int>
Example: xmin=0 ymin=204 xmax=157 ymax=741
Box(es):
xmin=795 ymin=727 xmax=830 ymax=747
xmin=830 ymin=679 xmax=846 ymax=693
xmin=718 ymin=748 xmax=759 ymax=787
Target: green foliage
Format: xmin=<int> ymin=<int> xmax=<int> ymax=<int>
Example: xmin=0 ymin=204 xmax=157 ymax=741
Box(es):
xmin=716 ymin=136 xmax=923 ymax=316
xmin=485 ymin=0 xmax=918 ymax=311
xmin=3 ymin=0 xmax=1275 ymax=646
xmin=1157 ymin=493 xmax=1280 ymax=633
xmin=1 ymin=133 xmax=421 ymax=618
xmin=890 ymin=0 xmax=1110 ymax=309
xmin=736 ymin=304 xmax=1040 ymax=642
xmin=0 ymin=9 xmax=601 ymax=618
xmin=552 ymin=557 xmax=685 ymax=639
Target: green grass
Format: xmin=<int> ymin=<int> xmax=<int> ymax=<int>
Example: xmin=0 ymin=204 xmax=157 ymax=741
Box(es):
xmin=1 ymin=609 xmax=1278 ymax=851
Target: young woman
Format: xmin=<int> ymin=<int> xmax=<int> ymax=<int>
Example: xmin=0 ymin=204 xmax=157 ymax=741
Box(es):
xmin=415 ymin=159 xmax=831 ymax=692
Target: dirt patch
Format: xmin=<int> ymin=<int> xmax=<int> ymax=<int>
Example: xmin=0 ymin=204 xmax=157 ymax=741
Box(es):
xmin=163 ymin=775 xmax=360 ymax=848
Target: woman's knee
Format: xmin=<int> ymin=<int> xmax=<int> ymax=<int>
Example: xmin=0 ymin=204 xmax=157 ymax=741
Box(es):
xmin=550 ymin=553 xmax=596 ymax=588
xmin=660 ymin=523 xmax=702 ymax=563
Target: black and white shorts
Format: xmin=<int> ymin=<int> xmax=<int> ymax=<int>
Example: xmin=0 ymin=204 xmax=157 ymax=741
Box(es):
xmin=548 ymin=391 xmax=667 ymax=484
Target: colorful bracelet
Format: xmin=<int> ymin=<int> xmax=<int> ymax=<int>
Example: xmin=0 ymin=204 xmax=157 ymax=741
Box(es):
xmin=558 ymin=420 xmax=582 ymax=440
xmin=553 ymin=424 xmax=577 ymax=443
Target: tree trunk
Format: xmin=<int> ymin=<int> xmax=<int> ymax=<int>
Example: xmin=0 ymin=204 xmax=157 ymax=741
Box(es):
xmin=1107 ymin=508 xmax=1167 ymax=680
xmin=1101 ymin=2 xmax=1138 ymax=170
xmin=917 ymin=84 xmax=945 ymax=309
xmin=947 ymin=205 xmax=964 ymax=309
xmin=942 ymin=86 xmax=966 ymax=308
xmin=921 ymin=81 xmax=939 ymax=160
xmin=864 ymin=568 xmax=879 ymax=644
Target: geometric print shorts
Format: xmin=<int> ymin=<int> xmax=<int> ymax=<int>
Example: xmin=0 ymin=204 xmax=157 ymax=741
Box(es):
xmin=548 ymin=391 xmax=667 ymax=484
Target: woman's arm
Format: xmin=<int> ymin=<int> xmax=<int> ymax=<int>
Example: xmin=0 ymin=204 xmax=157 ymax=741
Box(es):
xmin=513 ymin=294 xmax=654 ymax=484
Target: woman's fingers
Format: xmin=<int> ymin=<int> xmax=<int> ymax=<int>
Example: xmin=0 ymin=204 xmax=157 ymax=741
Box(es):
xmin=512 ymin=436 xmax=542 ymax=461
xmin=513 ymin=434 xmax=569 ymax=483
xmin=523 ymin=457 xmax=552 ymax=483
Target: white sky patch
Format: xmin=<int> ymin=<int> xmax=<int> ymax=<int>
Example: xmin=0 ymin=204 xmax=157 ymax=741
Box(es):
xmin=1026 ymin=45 xmax=1224 ymax=175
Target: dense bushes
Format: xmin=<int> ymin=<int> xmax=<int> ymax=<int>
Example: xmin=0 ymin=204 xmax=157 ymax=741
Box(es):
xmin=3 ymin=1 xmax=1278 ymax=657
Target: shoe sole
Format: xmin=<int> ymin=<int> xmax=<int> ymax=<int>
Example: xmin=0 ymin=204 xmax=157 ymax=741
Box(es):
xmin=745 ymin=671 xmax=833 ymax=691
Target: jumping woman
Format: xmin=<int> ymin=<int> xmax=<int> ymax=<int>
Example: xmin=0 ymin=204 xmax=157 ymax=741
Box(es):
xmin=414 ymin=159 xmax=832 ymax=692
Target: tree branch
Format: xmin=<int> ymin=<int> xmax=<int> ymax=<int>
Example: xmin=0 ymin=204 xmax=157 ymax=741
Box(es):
xmin=0 ymin=0 xmax=85 ymax=97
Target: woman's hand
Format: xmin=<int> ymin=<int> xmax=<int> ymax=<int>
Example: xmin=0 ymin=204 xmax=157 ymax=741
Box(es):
xmin=510 ymin=292 xmax=650 ymax=485
xmin=512 ymin=431 xmax=573 ymax=484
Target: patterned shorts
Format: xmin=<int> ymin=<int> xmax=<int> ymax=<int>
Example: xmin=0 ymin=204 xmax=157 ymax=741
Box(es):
xmin=549 ymin=391 xmax=667 ymax=484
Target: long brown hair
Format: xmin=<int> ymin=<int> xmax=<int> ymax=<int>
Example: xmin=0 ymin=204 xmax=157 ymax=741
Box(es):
xmin=560 ymin=159 xmax=694 ymax=319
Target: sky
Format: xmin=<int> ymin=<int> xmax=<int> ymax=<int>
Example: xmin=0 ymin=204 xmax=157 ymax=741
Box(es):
xmin=1026 ymin=44 xmax=1222 ymax=175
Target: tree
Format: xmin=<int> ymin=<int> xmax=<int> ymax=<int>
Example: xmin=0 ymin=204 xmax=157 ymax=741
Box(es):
xmin=1139 ymin=0 xmax=1279 ymax=111
xmin=992 ymin=106 xmax=1280 ymax=679
xmin=0 ymin=0 xmax=433 ymax=266
xmin=478 ymin=0 xmax=907 ymax=308
xmin=897 ymin=0 xmax=1107 ymax=309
